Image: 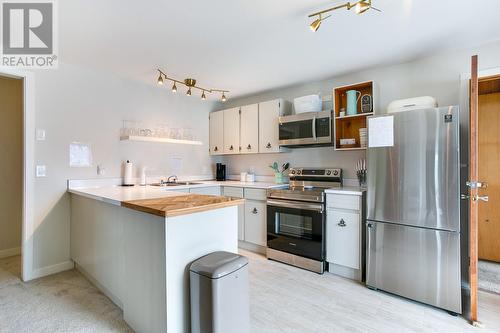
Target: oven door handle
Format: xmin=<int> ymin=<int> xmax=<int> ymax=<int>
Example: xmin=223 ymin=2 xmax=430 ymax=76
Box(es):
xmin=267 ymin=199 xmax=324 ymax=213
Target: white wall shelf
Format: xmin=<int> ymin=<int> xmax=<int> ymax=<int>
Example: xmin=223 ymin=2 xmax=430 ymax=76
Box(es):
xmin=120 ymin=135 xmax=203 ymax=145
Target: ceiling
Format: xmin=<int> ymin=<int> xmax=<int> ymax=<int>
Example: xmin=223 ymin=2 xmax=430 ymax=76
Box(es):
xmin=60 ymin=0 xmax=500 ymax=99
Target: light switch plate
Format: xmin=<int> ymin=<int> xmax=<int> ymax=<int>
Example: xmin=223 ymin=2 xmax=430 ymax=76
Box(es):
xmin=36 ymin=129 xmax=46 ymax=141
xmin=36 ymin=165 xmax=46 ymax=177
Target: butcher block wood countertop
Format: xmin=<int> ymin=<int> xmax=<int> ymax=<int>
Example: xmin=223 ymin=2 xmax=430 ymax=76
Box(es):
xmin=121 ymin=194 xmax=244 ymax=218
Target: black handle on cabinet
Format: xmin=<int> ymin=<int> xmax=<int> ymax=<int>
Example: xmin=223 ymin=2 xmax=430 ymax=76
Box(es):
xmin=214 ymin=146 xmax=218 ymax=152
xmin=252 ymin=208 xmax=258 ymax=214
xmin=338 ymin=219 xmax=346 ymax=227
xmin=266 ymin=142 xmax=272 ymax=149
xmin=247 ymin=144 xmax=252 ymax=150
xmin=229 ymin=145 xmax=234 ymax=151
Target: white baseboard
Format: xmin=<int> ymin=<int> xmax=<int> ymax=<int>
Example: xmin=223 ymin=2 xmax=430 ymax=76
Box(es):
xmin=30 ymin=260 xmax=74 ymax=280
xmin=0 ymin=247 xmax=21 ymax=259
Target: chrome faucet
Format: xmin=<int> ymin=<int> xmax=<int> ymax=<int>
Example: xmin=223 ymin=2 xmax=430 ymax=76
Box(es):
xmin=167 ymin=175 xmax=178 ymax=183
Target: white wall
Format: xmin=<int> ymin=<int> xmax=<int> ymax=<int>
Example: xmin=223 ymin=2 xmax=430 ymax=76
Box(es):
xmin=214 ymin=40 xmax=500 ymax=180
xmin=0 ymin=76 xmax=23 ymax=255
xmin=31 ymin=63 xmax=215 ymax=271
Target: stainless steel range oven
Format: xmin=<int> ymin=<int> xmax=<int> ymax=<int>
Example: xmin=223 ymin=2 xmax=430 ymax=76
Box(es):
xmin=267 ymin=168 xmax=342 ymax=274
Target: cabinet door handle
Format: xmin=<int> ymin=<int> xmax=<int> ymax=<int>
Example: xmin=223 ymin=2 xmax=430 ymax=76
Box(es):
xmin=229 ymin=145 xmax=234 ymax=150
xmin=338 ymin=218 xmax=346 ymax=227
xmin=252 ymin=208 xmax=258 ymax=214
xmin=247 ymin=144 xmax=252 ymax=150
xmin=266 ymin=142 xmax=272 ymax=149
xmin=214 ymin=146 xmax=218 ymax=151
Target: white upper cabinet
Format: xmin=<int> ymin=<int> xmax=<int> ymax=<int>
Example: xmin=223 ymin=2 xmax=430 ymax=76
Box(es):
xmin=259 ymin=99 xmax=287 ymax=153
xmin=223 ymin=107 xmax=240 ymax=154
xmin=240 ymin=104 xmax=259 ymax=154
xmin=209 ymin=111 xmax=224 ymax=155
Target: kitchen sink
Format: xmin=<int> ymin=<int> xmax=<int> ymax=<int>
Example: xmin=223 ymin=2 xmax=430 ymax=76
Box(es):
xmin=150 ymin=182 xmax=202 ymax=187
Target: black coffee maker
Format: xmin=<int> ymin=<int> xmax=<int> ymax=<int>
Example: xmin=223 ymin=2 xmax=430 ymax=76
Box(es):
xmin=216 ymin=163 xmax=226 ymax=181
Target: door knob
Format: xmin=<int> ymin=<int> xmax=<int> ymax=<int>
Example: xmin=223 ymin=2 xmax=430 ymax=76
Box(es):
xmin=474 ymin=195 xmax=489 ymax=202
xmin=247 ymin=144 xmax=252 ymax=149
xmin=461 ymin=194 xmax=489 ymax=202
xmin=214 ymin=146 xmax=218 ymax=151
xmin=229 ymin=145 xmax=234 ymax=150
xmin=338 ymin=219 xmax=346 ymax=227
xmin=252 ymin=208 xmax=258 ymax=214
xmin=266 ymin=142 xmax=272 ymax=149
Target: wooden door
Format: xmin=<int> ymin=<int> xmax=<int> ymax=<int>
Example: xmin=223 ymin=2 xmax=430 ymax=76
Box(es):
xmin=223 ymin=107 xmax=240 ymax=154
xmin=209 ymin=111 xmax=224 ymax=155
xmin=478 ymin=78 xmax=500 ymax=262
xmin=240 ymin=104 xmax=259 ymax=154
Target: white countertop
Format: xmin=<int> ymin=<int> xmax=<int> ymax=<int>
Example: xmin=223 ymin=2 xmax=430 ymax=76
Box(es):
xmin=68 ymin=180 xmax=288 ymax=205
xmin=325 ymin=186 xmax=365 ymax=196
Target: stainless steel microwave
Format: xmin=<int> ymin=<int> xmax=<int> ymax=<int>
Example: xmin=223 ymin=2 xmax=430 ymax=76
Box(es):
xmin=278 ymin=111 xmax=332 ymax=147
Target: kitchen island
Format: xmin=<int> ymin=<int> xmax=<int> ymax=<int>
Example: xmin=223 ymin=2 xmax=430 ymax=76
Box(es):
xmin=69 ymin=186 xmax=243 ymax=333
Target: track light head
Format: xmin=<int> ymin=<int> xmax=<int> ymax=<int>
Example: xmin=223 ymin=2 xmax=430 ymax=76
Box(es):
xmin=221 ymin=93 xmax=227 ymax=102
xmin=201 ymin=91 xmax=206 ymax=100
xmin=172 ymin=82 xmax=177 ymax=93
xmin=355 ymin=0 xmax=371 ymax=14
xmin=157 ymin=73 xmax=164 ymax=85
xmin=186 ymin=87 xmax=192 ymax=96
xmin=310 ymin=17 xmax=322 ymax=32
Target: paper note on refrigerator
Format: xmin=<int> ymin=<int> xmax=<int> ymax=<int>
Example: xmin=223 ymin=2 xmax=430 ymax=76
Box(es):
xmin=368 ymin=116 xmax=394 ymax=147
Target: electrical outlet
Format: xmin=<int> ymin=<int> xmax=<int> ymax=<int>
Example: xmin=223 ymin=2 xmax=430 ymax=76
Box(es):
xmin=36 ymin=129 xmax=46 ymax=141
xmin=36 ymin=165 xmax=46 ymax=177
xmin=97 ymin=164 xmax=106 ymax=175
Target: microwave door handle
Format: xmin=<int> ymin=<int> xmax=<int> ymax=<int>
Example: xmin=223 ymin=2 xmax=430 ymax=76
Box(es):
xmin=312 ymin=115 xmax=317 ymax=141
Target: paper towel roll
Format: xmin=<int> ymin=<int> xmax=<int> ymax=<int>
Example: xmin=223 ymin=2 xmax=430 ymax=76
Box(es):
xmin=123 ymin=160 xmax=134 ymax=186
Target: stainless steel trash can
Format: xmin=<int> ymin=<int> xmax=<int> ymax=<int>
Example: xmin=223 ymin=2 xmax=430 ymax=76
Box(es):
xmin=190 ymin=251 xmax=250 ymax=333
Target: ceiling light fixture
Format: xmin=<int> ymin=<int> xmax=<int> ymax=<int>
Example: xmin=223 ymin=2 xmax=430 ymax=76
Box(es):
xmin=156 ymin=69 xmax=229 ymax=102
xmin=308 ymin=0 xmax=380 ymax=31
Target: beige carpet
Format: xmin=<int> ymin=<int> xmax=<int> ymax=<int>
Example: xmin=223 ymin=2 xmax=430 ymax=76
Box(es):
xmin=0 ymin=256 xmax=132 ymax=333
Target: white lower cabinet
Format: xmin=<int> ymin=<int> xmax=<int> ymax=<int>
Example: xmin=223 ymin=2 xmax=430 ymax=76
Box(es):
xmin=326 ymin=192 xmax=364 ymax=281
xmin=222 ymin=186 xmax=267 ymax=247
xmin=244 ymin=200 xmax=267 ymax=246
xmin=326 ymin=210 xmax=360 ymax=269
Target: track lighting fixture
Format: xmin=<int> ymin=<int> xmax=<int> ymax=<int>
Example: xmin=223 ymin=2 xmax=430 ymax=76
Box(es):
xmin=308 ymin=0 xmax=380 ymax=32
xmin=156 ymin=69 xmax=229 ymax=102
xmin=309 ymin=14 xmax=331 ymax=32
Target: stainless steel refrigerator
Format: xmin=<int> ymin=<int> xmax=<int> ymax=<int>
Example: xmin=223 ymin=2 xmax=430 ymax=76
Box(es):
xmin=366 ymin=106 xmax=462 ymax=314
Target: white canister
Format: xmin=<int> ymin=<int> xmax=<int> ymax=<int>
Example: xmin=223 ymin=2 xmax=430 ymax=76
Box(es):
xmin=240 ymin=172 xmax=248 ymax=182
xmin=246 ymin=174 xmax=255 ymax=182
xmin=123 ymin=160 xmax=134 ymax=186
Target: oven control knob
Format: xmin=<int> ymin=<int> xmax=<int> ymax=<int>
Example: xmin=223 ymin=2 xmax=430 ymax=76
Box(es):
xmin=297 ymin=170 xmax=302 ymax=175
xmin=326 ymin=170 xmax=331 ymax=175
xmin=291 ymin=170 xmax=296 ymax=175
xmin=333 ymin=170 xmax=339 ymax=176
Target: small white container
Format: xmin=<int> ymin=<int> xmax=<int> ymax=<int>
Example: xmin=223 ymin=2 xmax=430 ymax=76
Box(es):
xmin=246 ymin=174 xmax=255 ymax=182
xmin=339 ymin=111 xmax=346 ymax=117
xmin=240 ymin=172 xmax=248 ymax=182
xmin=294 ymin=95 xmax=322 ymax=114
